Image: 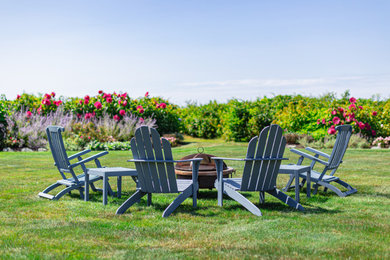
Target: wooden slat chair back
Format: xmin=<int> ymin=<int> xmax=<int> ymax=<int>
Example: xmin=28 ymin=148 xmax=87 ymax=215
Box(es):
xmin=241 ymin=124 xmax=286 ymax=192
xmin=116 ymin=126 xmax=202 ymax=217
xmin=46 ymin=126 xmax=77 ymax=182
xmin=284 ymin=124 xmax=357 ymax=197
xmin=130 ymin=126 xmax=178 ymax=193
xmin=213 ymin=124 xmax=303 ymax=216
xmin=327 ymin=125 xmax=352 ymax=169
xmin=38 ymin=125 xmax=110 ymax=200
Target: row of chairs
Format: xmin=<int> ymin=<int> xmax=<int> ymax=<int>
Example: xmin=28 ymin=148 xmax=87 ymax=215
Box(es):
xmin=39 ymin=124 xmax=356 ymax=217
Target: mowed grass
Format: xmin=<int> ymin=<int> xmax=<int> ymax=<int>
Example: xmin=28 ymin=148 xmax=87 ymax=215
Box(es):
xmin=0 ymin=137 xmax=389 ymax=259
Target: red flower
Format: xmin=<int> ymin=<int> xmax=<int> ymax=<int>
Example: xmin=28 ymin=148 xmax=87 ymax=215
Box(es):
xmin=372 ymin=111 xmax=378 ymax=116
xmin=338 ymin=107 xmax=344 ymax=113
xmin=139 ymin=108 xmax=144 ymax=114
xmin=122 ymin=93 xmax=127 ymax=98
xmin=44 ymin=94 xmax=51 ymax=100
xmin=106 ymin=97 xmax=112 ymax=103
xmin=332 ymin=117 xmax=340 ymax=125
xmin=113 ymin=115 xmax=120 ymax=121
xmin=77 ymin=113 xmax=81 ymax=119
xmin=328 ymin=126 xmax=336 ymax=135
xmin=26 ymin=111 xmax=32 ymax=118
xmin=372 ymin=130 xmax=376 ymax=136
xmin=321 ymin=119 xmax=326 ymax=124
xmin=139 ymin=117 xmax=144 ymax=123
xmin=84 ymin=95 xmax=90 ymax=100
xmin=349 ymin=97 xmax=356 ymax=103
xmin=317 ymin=119 xmax=320 ymax=125
xmin=159 ymin=103 xmax=167 ymax=109
xmin=331 ymin=110 xmax=337 ymax=115
xmin=358 ymin=106 xmax=363 ymax=109
xmin=55 ymin=100 xmax=63 ymax=106
xmin=119 ymin=109 xmax=126 ymax=116
xmin=84 ymin=99 xmax=89 ymax=105
xmin=51 ymin=92 xmax=56 ymax=97
xmin=79 ymin=100 xmax=83 ymax=105
xmin=94 ymin=101 xmax=102 ymax=109
xmin=349 ymin=103 xmax=356 ymax=110
xmin=16 ymin=94 xmax=21 ymax=99
xmin=358 ymin=122 xmax=365 ymax=130
xmin=145 ymin=92 xmax=149 ymax=97
xmin=98 ymin=90 xmax=103 ymax=94
xmin=118 ymin=100 xmax=122 ymax=105
xmin=122 ymin=100 xmax=127 ymax=106
xmin=365 ymin=123 xmax=371 ymax=130
xmin=137 ymin=105 xmax=143 ymax=110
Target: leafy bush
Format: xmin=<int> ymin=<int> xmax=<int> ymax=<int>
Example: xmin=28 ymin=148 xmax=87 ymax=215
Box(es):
xmin=180 ymin=101 xmax=227 ymax=138
xmin=222 ymin=99 xmax=253 ymax=142
xmin=0 ymin=95 xmax=7 ymax=149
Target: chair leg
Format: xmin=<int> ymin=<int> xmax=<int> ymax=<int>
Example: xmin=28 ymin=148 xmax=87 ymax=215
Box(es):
xmin=162 ymin=185 xmax=193 ymax=218
xmin=223 ymin=186 xmax=262 ymax=216
xmin=116 ymin=190 xmax=147 ymax=214
xmin=283 ymin=175 xmax=295 ymax=192
xmin=53 ymin=185 xmax=83 ymax=201
xmin=38 ymin=182 xmax=62 ymax=199
xmin=259 ymin=191 xmax=265 ymax=204
xmin=267 ymin=189 xmax=304 ymax=211
xmin=147 ymin=193 xmax=152 ymax=206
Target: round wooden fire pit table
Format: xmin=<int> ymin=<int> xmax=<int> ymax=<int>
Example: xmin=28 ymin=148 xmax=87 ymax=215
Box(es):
xmin=175 ymin=152 xmax=235 ymax=189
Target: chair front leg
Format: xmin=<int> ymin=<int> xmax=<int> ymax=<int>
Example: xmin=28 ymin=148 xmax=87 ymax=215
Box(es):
xmin=214 ymin=159 xmax=225 ymax=207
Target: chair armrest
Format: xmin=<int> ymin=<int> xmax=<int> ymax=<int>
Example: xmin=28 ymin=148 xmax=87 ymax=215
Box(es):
xmin=290 ymin=149 xmax=329 ymax=166
xmin=127 ymin=158 xmax=203 ymax=163
xmin=305 ymin=147 xmax=330 ymax=159
xmin=69 ymin=151 xmax=108 ymax=168
xmin=68 ymin=149 xmax=92 ymax=160
xmin=211 ymin=157 xmax=288 ymax=161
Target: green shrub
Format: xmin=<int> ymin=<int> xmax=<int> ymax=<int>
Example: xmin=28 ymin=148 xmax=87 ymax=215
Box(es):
xmin=222 ymin=99 xmax=253 ymax=142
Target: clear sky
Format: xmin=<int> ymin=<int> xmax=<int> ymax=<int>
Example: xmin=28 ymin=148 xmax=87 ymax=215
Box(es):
xmin=0 ymin=0 xmax=389 ymax=105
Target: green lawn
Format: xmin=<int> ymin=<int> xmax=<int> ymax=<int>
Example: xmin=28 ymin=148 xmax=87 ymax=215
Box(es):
xmin=0 ymin=138 xmax=389 ymax=259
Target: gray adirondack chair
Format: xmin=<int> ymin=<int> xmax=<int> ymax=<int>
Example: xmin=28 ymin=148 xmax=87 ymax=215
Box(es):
xmin=116 ymin=126 xmax=202 ymax=218
xmin=283 ymin=125 xmax=357 ymax=197
xmin=212 ymin=124 xmax=304 ymax=216
xmin=38 ymin=126 xmax=112 ymax=200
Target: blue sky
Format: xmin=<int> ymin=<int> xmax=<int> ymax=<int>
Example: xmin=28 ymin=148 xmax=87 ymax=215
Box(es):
xmin=0 ymin=0 xmax=389 ymax=105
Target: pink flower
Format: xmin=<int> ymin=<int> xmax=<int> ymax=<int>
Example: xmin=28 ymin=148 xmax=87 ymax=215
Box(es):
xmin=84 ymin=95 xmax=90 ymax=100
xmin=145 ymin=92 xmax=149 ymax=97
xmin=317 ymin=119 xmax=320 ymax=125
xmin=345 ymin=116 xmax=351 ymax=122
xmin=358 ymin=106 xmax=363 ymax=109
xmin=137 ymin=105 xmax=143 ymax=110
xmin=118 ymin=100 xmax=122 ymax=105
xmin=84 ymin=99 xmax=89 ymax=105
xmin=372 ymin=130 xmax=376 ymax=136
xmin=55 ymin=100 xmax=63 ymax=106
xmin=85 ymin=113 xmax=92 ymax=120
xmin=358 ymin=122 xmax=365 ymax=130
xmin=122 ymin=100 xmax=127 ymax=106
xmin=94 ymin=101 xmax=102 ymax=109
xmin=98 ymin=90 xmax=103 ymax=94
xmin=338 ymin=107 xmax=344 ymax=113
xmin=332 ymin=117 xmax=340 ymax=125
xmin=331 ymin=110 xmax=337 ymax=115
xmin=328 ymin=126 xmax=336 ymax=135
xmin=349 ymin=103 xmax=356 ymax=110
xmin=16 ymin=94 xmax=21 ymax=99
xmin=26 ymin=111 xmax=32 ymax=118
xmin=44 ymin=94 xmax=51 ymax=100
xmin=365 ymin=123 xmax=371 ymax=130
xmin=106 ymin=97 xmax=112 ymax=103
xmin=372 ymin=111 xmax=378 ymax=116
xmin=119 ymin=109 xmax=126 ymax=116
xmin=159 ymin=103 xmax=166 ymax=109
xmin=42 ymin=99 xmax=51 ymax=106
xmin=139 ymin=117 xmax=144 ymax=123
xmin=51 ymin=92 xmax=56 ymax=97
xmin=321 ymin=119 xmax=326 ymax=124
xmin=113 ymin=115 xmax=120 ymax=121
xmin=349 ymin=97 xmax=356 ymax=103
xmin=121 ymin=93 xmax=127 ymax=98
xmin=79 ymin=100 xmax=83 ymax=105
xmin=139 ymin=108 xmax=144 ymax=114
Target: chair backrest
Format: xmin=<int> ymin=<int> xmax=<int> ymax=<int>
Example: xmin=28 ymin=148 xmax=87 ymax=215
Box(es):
xmin=327 ymin=125 xmax=352 ymax=169
xmin=46 ymin=126 xmax=71 ymax=179
xmin=240 ymin=124 xmax=286 ymax=192
xmin=130 ymin=126 xmax=178 ymax=193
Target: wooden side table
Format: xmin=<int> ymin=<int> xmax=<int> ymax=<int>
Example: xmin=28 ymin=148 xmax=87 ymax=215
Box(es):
xmin=85 ymin=167 xmax=137 ymax=205
xmin=279 ymin=165 xmax=311 ymax=203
